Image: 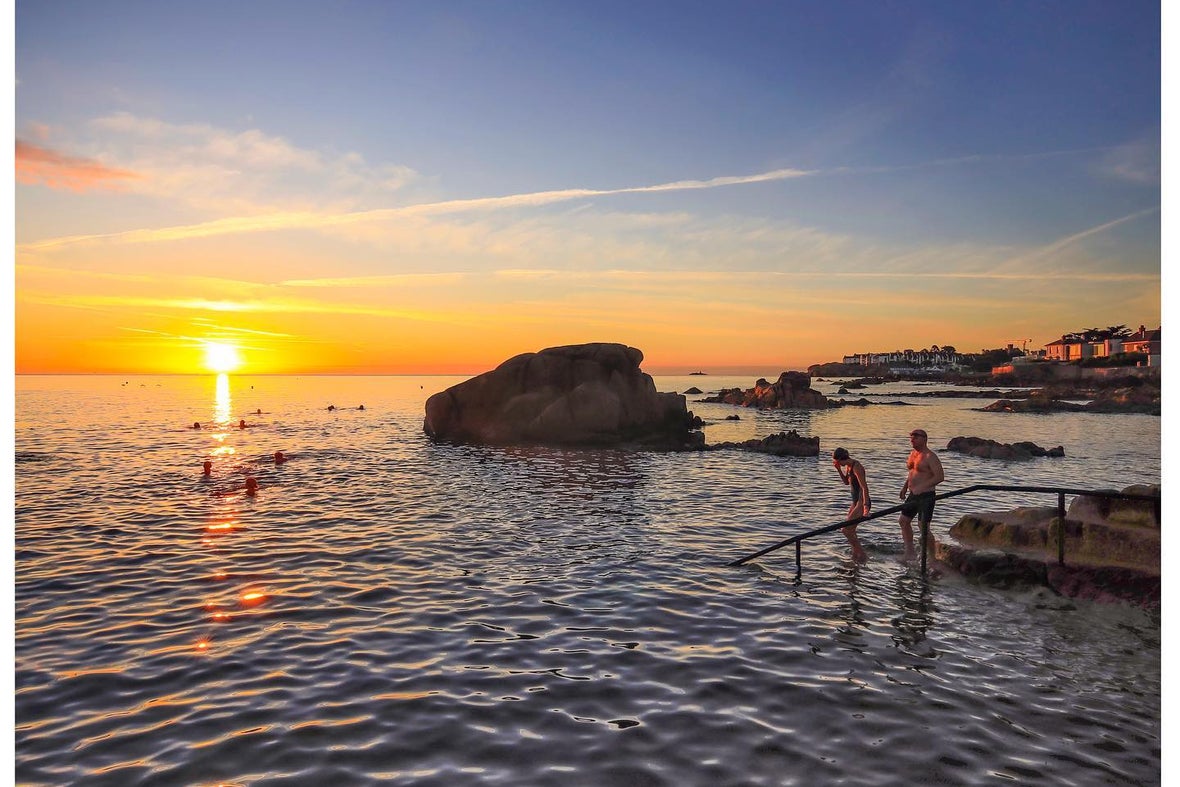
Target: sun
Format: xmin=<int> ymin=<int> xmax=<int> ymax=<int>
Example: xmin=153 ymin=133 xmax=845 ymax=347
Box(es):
xmin=202 ymin=341 xmax=243 ymax=373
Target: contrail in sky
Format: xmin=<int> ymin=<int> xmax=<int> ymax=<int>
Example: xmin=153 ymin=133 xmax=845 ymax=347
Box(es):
xmin=17 ymin=167 xmax=815 ymax=252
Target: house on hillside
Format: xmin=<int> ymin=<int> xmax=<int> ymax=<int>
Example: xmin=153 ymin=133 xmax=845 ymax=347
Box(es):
xmin=1043 ymin=325 xmax=1161 ymax=366
xmin=1044 ymin=337 xmax=1089 ymax=361
xmin=1122 ymin=325 xmax=1161 ymax=364
xmin=842 ymin=348 xmax=962 ymax=369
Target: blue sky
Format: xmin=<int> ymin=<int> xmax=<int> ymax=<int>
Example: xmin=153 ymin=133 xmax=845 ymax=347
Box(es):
xmin=12 ymin=0 xmax=1162 ymax=373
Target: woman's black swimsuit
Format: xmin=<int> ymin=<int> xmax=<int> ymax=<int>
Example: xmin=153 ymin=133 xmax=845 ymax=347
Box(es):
xmin=848 ymin=462 xmax=862 ymax=504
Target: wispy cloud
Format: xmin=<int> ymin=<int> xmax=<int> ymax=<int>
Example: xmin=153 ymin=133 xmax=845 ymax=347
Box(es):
xmin=16 ymin=139 xmax=140 ymax=192
xmin=1000 ymin=207 xmax=1161 ymax=269
xmin=492 ymin=267 xmax=1158 ymax=284
xmin=16 ymin=166 xmax=814 ymax=252
xmin=279 ymin=273 xmax=468 ymax=288
xmin=20 ymin=112 xmax=421 ymax=214
xmin=1095 ymin=133 xmax=1160 ymax=185
xmin=20 ymin=292 xmax=470 ymax=324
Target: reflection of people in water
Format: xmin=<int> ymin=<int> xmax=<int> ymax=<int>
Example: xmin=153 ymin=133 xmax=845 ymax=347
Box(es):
xmin=273 ymin=451 xmax=287 ymax=464
xmin=245 ymin=478 xmax=259 ymax=496
xmin=890 ymin=573 xmax=935 ymax=653
xmin=202 ymin=460 xmax=212 ymax=476
xmin=832 ymin=447 xmax=870 ymax=563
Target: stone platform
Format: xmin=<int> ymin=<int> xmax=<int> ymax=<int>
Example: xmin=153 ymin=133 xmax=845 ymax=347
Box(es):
xmin=930 ymin=485 xmax=1159 ymax=609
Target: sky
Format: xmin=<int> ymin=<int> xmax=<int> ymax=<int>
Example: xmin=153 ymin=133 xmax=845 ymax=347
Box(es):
xmin=11 ymin=0 xmax=1163 ymax=375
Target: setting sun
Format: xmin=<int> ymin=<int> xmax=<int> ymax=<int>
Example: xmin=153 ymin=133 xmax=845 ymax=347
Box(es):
xmin=202 ymin=342 xmax=243 ymax=373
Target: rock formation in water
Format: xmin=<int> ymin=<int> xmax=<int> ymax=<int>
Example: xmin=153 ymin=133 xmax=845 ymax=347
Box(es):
xmin=707 ymin=430 xmax=820 ymax=457
xmin=423 ymin=343 xmax=704 ymax=450
xmin=945 ymin=436 xmax=1065 ymax=460
xmin=699 ymin=371 xmax=830 ymax=409
xmin=980 ymin=382 xmax=1160 ymax=415
xmin=937 ymin=484 xmax=1159 ymax=608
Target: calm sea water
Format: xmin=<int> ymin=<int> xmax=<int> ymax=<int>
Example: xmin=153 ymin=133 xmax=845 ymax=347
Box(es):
xmin=15 ymin=374 xmax=1161 ymax=786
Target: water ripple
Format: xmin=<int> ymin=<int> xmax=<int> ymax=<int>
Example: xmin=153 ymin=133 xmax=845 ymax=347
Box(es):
xmin=14 ymin=375 xmax=1159 ymax=785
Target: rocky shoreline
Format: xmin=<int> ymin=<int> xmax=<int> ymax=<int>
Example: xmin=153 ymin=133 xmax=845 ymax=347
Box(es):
xmin=934 ymin=485 xmax=1160 ymax=609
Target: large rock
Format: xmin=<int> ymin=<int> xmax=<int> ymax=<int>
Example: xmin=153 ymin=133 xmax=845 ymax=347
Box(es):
xmin=708 ymin=430 xmax=820 ymax=457
xmin=945 ymin=436 xmax=1065 ymax=460
xmin=979 ymin=394 xmax=1086 ymax=413
xmin=423 ymin=343 xmax=703 ymax=449
xmin=700 ymin=371 xmax=830 ymax=409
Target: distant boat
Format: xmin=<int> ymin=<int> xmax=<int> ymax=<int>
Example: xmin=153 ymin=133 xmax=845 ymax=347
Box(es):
xmin=689 ymin=371 xmax=708 ymax=375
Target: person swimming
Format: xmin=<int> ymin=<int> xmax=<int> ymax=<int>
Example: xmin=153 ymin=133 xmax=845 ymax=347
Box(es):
xmin=245 ymin=478 xmax=259 ymax=496
xmin=202 ymin=460 xmax=212 ymax=476
xmin=273 ymin=451 xmax=287 ymax=464
xmin=193 ymin=422 xmax=201 ymax=429
xmin=358 ymin=405 xmax=365 ymax=410
xmin=239 ymin=419 xmax=247 ymax=429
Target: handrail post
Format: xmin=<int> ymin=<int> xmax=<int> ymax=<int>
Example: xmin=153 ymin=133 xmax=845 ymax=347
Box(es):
xmin=1057 ymin=491 xmax=1066 ymax=566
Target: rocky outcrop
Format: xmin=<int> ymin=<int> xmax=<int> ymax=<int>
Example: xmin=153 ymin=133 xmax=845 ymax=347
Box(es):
xmin=939 ymin=485 xmax=1160 ymax=608
xmin=980 ymin=383 xmax=1160 ymax=415
xmin=699 ymin=372 xmax=830 ymax=409
xmin=423 ymin=343 xmax=704 ymax=450
xmin=707 ymin=430 xmax=820 ymax=457
xmin=945 ymin=436 xmax=1065 ymax=460
xmin=979 ymin=393 xmax=1086 ymax=413
xmin=1086 ymin=385 xmax=1161 ymax=414
xmin=830 ymin=398 xmax=910 ymax=407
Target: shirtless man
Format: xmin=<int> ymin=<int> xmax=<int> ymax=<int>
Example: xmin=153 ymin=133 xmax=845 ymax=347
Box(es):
xmin=898 ymin=428 xmax=945 ymax=561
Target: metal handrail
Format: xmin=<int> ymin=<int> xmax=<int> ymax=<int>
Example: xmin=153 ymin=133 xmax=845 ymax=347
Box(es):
xmin=728 ymin=484 xmax=1160 ymax=577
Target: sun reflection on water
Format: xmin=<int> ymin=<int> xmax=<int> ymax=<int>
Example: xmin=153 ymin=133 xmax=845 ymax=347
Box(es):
xmin=213 ymin=374 xmax=232 ymax=426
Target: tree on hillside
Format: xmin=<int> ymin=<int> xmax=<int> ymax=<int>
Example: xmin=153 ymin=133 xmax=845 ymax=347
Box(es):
xmin=968 ymin=347 xmax=1021 ymax=372
xmin=1064 ymin=325 xmax=1133 ymax=342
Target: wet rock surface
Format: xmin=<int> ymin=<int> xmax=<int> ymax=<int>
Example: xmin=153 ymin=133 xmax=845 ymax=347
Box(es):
xmin=939 ymin=485 xmax=1160 ymax=608
xmin=945 ymin=436 xmax=1065 ymax=460
xmin=698 ymin=371 xmax=830 ymax=409
xmin=706 ymin=429 xmax=820 ymax=457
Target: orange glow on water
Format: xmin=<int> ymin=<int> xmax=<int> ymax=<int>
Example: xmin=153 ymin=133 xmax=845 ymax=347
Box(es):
xmin=240 ymin=590 xmax=267 ymax=606
xmin=213 ymin=374 xmax=232 ymax=425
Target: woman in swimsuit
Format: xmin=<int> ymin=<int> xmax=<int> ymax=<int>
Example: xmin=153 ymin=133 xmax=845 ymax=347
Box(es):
xmin=832 ymin=447 xmax=870 ymax=562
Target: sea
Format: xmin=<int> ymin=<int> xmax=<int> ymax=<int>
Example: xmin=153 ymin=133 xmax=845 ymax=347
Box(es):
xmin=14 ymin=373 xmax=1162 ymax=786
